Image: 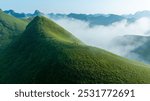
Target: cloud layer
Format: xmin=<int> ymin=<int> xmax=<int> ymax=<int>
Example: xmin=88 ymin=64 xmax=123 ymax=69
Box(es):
xmin=54 ymin=17 xmax=150 ymax=58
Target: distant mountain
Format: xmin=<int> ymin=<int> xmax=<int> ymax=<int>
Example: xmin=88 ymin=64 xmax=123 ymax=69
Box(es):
xmin=0 ymin=16 xmax=150 ymax=84
xmin=0 ymin=10 xmax=27 ymax=50
xmin=6 ymin=9 xmax=150 ymax=26
xmin=4 ymin=9 xmax=27 ymax=18
xmin=111 ymin=35 xmax=150 ymax=64
xmin=4 ymin=9 xmax=45 ymax=18
xmin=8 ymin=9 xmax=150 ymax=26
xmin=67 ymin=13 xmax=125 ymax=26
xmin=112 ymin=35 xmax=149 ymax=47
xmin=133 ymin=37 xmax=150 ymax=64
xmin=33 ymin=10 xmax=44 ymax=16
xmin=48 ymin=13 xmax=67 ymax=20
xmin=4 ymin=9 xmax=126 ymax=26
xmin=124 ymin=10 xmax=150 ymax=19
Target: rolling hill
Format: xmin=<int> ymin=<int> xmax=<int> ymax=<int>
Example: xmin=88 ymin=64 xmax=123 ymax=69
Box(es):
xmin=0 ymin=9 xmax=28 ymax=50
xmin=0 ymin=16 xmax=150 ymax=84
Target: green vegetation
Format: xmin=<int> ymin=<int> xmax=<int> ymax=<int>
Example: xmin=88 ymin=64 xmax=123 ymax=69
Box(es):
xmin=0 ymin=16 xmax=150 ymax=84
xmin=0 ymin=10 xmax=27 ymax=50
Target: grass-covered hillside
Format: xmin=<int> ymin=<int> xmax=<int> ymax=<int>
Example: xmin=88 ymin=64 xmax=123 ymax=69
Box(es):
xmin=0 ymin=9 xmax=28 ymax=50
xmin=0 ymin=16 xmax=150 ymax=84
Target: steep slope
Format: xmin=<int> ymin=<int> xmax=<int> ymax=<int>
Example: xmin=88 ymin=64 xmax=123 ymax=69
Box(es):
xmin=0 ymin=10 xmax=28 ymax=50
xmin=25 ymin=16 xmax=82 ymax=43
xmin=0 ymin=16 xmax=150 ymax=84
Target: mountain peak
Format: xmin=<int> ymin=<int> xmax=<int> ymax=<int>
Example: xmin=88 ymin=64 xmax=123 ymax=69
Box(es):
xmin=26 ymin=16 xmax=53 ymax=30
xmin=5 ymin=9 xmax=15 ymax=14
xmin=25 ymin=16 xmax=82 ymax=44
xmin=33 ymin=10 xmax=44 ymax=16
xmin=34 ymin=10 xmax=40 ymax=14
xmin=8 ymin=9 xmax=14 ymax=12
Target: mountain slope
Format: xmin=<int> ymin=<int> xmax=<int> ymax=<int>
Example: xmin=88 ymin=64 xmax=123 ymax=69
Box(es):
xmin=133 ymin=38 xmax=150 ymax=64
xmin=0 ymin=10 xmax=28 ymax=50
xmin=0 ymin=16 xmax=150 ymax=84
xmin=25 ymin=16 xmax=82 ymax=43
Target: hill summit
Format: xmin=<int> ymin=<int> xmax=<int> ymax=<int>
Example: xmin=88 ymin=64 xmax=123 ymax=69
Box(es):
xmin=0 ymin=16 xmax=150 ymax=84
xmin=33 ymin=10 xmax=44 ymax=16
xmin=25 ymin=16 xmax=82 ymax=44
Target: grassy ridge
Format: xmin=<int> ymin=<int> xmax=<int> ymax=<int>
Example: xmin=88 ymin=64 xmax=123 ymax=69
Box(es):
xmin=0 ymin=16 xmax=150 ymax=84
xmin=25 ymin=16 xmax=82 ymax=44
xmin=0 ymin=10 xmax=27 ymax=50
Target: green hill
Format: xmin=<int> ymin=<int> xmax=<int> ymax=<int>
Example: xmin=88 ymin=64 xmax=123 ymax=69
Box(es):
xmin=0 ymin=9 xmax=27 ymax=50
xmin=0 ymin=16 xmax=150 ymax=84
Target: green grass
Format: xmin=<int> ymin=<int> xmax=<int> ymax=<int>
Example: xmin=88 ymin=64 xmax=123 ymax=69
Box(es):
xmin=0 ymin=16 xmax=150 ymax=84
xmin=25 ymin=16 xmax=82 ymax=44
xmin=0 ymin=10 xmax=28 ymax=50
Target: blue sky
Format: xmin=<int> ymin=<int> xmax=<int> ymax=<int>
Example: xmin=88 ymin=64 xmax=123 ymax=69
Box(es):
xmin=0 ymin=0 xmax=150 ymax=14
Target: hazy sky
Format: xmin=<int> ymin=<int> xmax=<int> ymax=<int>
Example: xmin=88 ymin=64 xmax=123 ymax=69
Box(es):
xmin=1 ymin=0 xmax=150 ymax=14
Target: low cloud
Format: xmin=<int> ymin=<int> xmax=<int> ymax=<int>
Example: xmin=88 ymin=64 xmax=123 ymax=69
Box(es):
xmin=53 ymin=17 xmax=150 ymax=60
